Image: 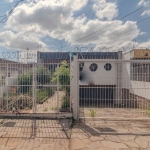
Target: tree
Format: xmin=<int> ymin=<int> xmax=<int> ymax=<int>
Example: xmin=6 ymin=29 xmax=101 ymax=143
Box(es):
xmin=37 ymin=67 xmax=51 ymax=85
xmin=51 ymin=61 xmax=70 ymax=108
xmin=18 ymin=73 xmax=32 ymax=93
xmin=51 ymin=61 xmax=70 ymax=87
xmin=18 ymin=67 xmax=51 ymax=93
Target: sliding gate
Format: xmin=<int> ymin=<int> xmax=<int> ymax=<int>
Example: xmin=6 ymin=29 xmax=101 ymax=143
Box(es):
xmin=72 ymin=56 xmax=150 ymax=120
xmin=0 ymin=62 xmax=72 ymax=118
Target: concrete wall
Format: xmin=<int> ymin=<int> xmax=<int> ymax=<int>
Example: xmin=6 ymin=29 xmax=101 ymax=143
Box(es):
xmin=79 ymin=61 xmax=117 ymax=85
xmin=0 ymin=86 xmax=8 ymax=97
xmin=0 ymin=68 xmax=18 ymax=78
xmin=122 ymin=51 xmax=150 ymax=100
xmin=6 ymin=77 xmax=18 ymax=86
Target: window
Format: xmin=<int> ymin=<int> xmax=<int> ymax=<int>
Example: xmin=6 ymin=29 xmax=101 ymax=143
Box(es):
xmin=89 ymin=63 xmax=98 ymax=72
xmin=104 ymin=63 xmax=112 ymax=71
xmin=79 ymin=63 xmax=84 ymax=72
xmin=130 ymin=63 xmax=150 ymax=82
xmin=8 ymin=73 xmax=10 ymax=77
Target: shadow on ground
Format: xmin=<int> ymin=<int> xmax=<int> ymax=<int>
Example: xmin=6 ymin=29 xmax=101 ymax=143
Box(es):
xmin=0 ymin=119 xmax=71 ymax=139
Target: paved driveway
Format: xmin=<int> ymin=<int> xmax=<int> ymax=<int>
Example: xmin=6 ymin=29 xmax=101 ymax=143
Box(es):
xmin=0 ymin=119 xmax=150 ymax=150
xmin=71 ymin=119 xmax=150 ymax=150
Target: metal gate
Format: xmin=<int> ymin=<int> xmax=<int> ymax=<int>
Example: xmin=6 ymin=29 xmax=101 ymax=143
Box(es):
xmin=0 ymin=62 xmax=72 ymax=118
xmin=72 ymin=55 xmax=150 ymax=120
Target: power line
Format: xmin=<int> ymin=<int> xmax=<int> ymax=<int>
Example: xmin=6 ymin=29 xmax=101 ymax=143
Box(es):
xmin=0 ymin=0 xmax=22 ymax=7
xmin=93 ymin=16 xmax=150 ymax=43
xmin=61 ymin=16 xmax=150 ymax=52
xmin=0 ymin=0 xmax=24 ymax=23
xmin=57 ymin=1 xmax=150 ymax=51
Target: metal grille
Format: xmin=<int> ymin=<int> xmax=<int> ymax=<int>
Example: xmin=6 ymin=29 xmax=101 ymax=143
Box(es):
xmin=72 ymin=57 xmax=150 ymax=120
xmin=0 ymin=62 xmax=71 ymax=118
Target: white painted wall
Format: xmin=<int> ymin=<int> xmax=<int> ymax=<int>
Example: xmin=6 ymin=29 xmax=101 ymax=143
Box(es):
xmin=79 ymin=61 xmax=117 ymax=85
xmin=122 ymin=51 xmax=150 ymax=100
xmin=0 ymin=68 xmax=18 ymax=78
xmin=6 ymin=77 xmax=18 ymax=86
xmin=122 ymin=52 xmax=131 ymax=88
xmin=0 ymin=86 xmax=8 ymax=97
xmin=130 ymin=81 xmax=150 ymax=99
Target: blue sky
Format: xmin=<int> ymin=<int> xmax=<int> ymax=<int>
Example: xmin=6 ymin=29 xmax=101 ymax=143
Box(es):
xmin=0 ymin=0 xmax=150 ymax=58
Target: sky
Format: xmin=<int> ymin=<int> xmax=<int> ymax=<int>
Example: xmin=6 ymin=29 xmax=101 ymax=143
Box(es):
xmin=0 ymin=0 xmax=150 ymax=58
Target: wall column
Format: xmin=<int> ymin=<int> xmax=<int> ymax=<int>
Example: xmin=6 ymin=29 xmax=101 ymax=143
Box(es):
xmin=115 ymin=51 xmax=122 ymax=106
xmin=72 ymin=55 xmax=79 ymax=120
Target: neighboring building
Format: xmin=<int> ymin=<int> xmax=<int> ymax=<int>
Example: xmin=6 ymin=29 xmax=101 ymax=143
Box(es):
xmin=122 ymin=49 xmax=150 ymax=108
xmin=0 ymin=58 xmax=32 ymax=97
xmin=37 ymin=51 xmax=120 ymax=103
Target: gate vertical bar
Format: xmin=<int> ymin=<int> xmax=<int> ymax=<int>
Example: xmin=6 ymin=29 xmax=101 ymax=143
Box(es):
xmin=116 ymin=51 xmax=122 ymax=106
xmin=32 ymin=63 xmax=36 ymax=113
xmin=70 ymin=53 xmax=72 ymax=112
xmin=32 ymin=63 xmax=36 ymax=138
xmin=73 ymin=55 xmax=79 ymax=120
xmin=57 ymin=63 xmax=59 ymax=113
xmin=6 ymin=64 xmax=8 ymax=112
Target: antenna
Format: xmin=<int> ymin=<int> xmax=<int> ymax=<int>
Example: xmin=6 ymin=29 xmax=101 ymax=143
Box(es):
xmin=27 ymin=47 xmax=29 ymax=59
xmin=133 ymin=38 xmax=136 ymax=49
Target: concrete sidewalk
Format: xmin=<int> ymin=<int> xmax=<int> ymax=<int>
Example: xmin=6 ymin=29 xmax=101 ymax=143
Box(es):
xmin=0 ymin=119 xmax=150 ymax=150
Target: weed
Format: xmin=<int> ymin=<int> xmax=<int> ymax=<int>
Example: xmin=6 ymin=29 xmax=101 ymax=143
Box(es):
xmin=147 ymin=109 xmax=150 ymax=114
xmin=61 ymin=96 xmax=70 ymax=108
xmin=25 ymin=107 xmax=30 ymax=110
xmin=0 ymin=120 xmax=4 ymax=125
xmin=51 ymin=107 xmax=58 ymax=111
xmin=44 ymin=108 xmax=48 ymax=111
xmin=90 ymin=109 xmax=97 ymax=117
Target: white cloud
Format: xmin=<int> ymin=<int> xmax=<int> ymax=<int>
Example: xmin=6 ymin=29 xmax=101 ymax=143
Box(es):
xmin=141 ymin=10 xmax=150 ymax=16
xmin=139 ymin=32 xmax=146 ymax=35
xmin=93 ymin=0 xmax=118 ymax=20
xmin=6 ymin=0 xmax=14 ymax=2
xmin=66 ymin=20 xmax=139 ymax=48
xmin=138 ymin=0 xmax=150 ymax=16
xmin=0 ymin=0 xmax=141 ymax=51
xmin=0 ymin=30 xmax=47 ymax=51
xmin=138 ymin=40 xmax=150 ymax=48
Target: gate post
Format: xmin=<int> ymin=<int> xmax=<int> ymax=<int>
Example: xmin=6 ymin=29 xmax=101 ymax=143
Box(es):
xmin=72 ymin=55 xmax=79 ymax=120
xmin=116 ymin=51 xmax=122 ymax=106
xmin=32 ymin=63 xmax=37 ymax=113
xmin=57 ymin=63 xmax=59 ymax=113
xmin=6 ymin=64 xmax=8 ymax=112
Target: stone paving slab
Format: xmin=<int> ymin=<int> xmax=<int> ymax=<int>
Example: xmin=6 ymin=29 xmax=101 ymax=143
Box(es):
xmin=70 ymin=120 xmax=150 ymax=150
xmin=0 ymin=119 xmax=150 ymax=150
xmin=0 ymin=119 xmax=71 ymax=150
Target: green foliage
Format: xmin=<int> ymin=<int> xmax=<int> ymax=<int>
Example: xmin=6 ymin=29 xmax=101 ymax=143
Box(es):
xmin=147 ymin=109 xmax=150 ymax=114
xmin=90 ymin=109 xmax=97 ymax=117
xmin=37 ymin=67 xmax=51 ymax=85
xmin=18 ymin=67 xmax=52 ymax=93
xmin=3 ymin=93 xmax=6 ymax=97
xmin=51 ymin=61 xmax=70 ymax=86
xmin=36 ymin=88 xmax=54 ymax=102
xmin=51 ymin=107 xmax=58 ymax=110
xmin=61 ymin=96 xmax=70 ymax=108
xmin=51 ymin=61 xmax=70 ymax=109
xmin=18 ymin=72 xmax=32 ymax=93
xmin=44 ymin=108 xmax=48 ymax=111
xmin=25 ymin=107 xmax=30 ymax=110
xmin=0 ymin=120 xmax=4 ymax=125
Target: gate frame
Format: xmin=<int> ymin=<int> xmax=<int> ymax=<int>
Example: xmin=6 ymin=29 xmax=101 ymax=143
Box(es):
xmin=72 ymin=56 xmax=150 ymax=120
xmin=0 ymin=62 xmax=72 ymax=119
